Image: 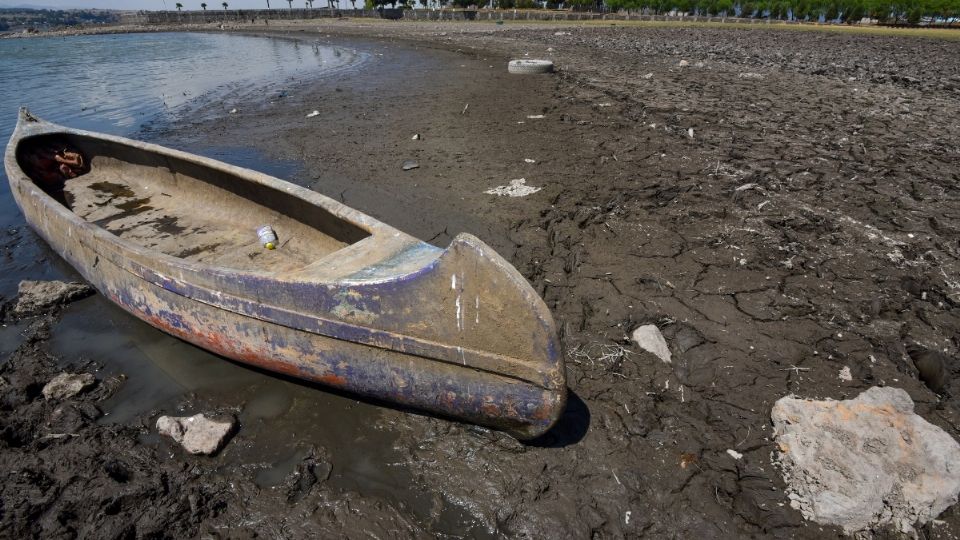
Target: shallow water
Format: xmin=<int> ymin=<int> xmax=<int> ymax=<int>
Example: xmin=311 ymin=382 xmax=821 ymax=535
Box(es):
xmin=0 ymin=32 xmax=491 ymax=537
xmin=0 ymin=32 xmax=359 ymax=136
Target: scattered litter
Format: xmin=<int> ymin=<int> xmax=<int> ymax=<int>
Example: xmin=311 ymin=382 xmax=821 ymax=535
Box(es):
xmin=524 ymin=158 xmax=536 ymax=163
xmin=726 ymin=449 xmax=743 ymax=460
xmin=631 ymin=325 xmax=672 ymax=364
xmin=679 ymin=60 xmax=690 ymax=67
xmin=838 ymin=366 xmax=852 ymax=382
xmin=42 ymin=372 xmax=95 ymax=400
xmin=642 ymin=72 xmax=653 ymax=79
xmin=772 ymin=387 xmax=960 ymax=535
xmin=484 ymin=178 xmax=541 ymax=198
xmin=554 ymin=31 xmax=570 ymax=36
xmin=757 ymin=200 xmax=771 ymax=210
xmin=687 ymin=128 xmax=694 ymax=139
xmin=229 ymin=108 xmax=237 ymax=114
xmin=527 ymin=114 xmax=545 ymax=119
xmin=401 ymin=160 xmax=419 ymax=171
xmin=157 ymin=413 xmax=236 ymax=455
xmin=597 ymin=103 xmax=612 ymax=107
xmin=739 ymin=72 xmax=765 ymax=80
xmin=411 ymin=133 xmax=421 ymax=140
xmin=461 ymin=103 xmax=469 ymax=115
xmin=257 ymin=225 xmax=278 ymax=250
xmin=306 ymin=110 xmax=320 ymax=118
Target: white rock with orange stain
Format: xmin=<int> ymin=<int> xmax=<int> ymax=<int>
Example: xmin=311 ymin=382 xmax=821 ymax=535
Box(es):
xmin=772 ymin=387 xmax=960 ymax=535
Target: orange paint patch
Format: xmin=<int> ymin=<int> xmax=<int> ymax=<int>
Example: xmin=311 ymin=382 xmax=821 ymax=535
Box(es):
xmin=318 ymin=373 xmax=347 ymax=387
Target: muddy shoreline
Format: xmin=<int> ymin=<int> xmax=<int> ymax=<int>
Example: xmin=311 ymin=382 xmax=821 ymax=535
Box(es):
xmin=3 ymin=21 xmax=960 ymax=538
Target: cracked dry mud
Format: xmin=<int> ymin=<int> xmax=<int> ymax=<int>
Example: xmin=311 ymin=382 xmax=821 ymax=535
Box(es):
xmin=3 ymin=22 xmax=960 ymax=539
xmin=241 ymin=24 xmax=958 ymax=538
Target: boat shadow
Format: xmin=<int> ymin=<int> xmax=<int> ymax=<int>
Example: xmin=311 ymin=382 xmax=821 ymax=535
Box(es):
xmin=523 ymin=391 xmax=590 ymax=449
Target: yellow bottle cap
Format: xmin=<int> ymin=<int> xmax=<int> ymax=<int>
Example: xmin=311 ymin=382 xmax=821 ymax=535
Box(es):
xmin=265 ymin=242 xmax=276 ymax=250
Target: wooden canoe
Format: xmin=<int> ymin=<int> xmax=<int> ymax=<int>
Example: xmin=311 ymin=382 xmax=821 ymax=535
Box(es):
xmin=4 ymin=109 xmax=566 ymax=439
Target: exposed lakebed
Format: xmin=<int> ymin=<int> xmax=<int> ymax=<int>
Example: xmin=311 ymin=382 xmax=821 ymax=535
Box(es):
xmin=0 ymin=31 xmax=491 ymax=538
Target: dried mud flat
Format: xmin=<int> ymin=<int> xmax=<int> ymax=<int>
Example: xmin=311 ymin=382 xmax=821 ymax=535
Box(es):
xmin=4 ymin=21 xmax=960 ymax=539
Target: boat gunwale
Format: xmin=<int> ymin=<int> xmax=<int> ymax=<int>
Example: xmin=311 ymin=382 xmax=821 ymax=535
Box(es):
xmin=4 ymin=109 xmax=441 ymax=288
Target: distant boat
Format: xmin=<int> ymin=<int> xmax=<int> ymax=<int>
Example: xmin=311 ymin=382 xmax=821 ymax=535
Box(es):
xmin=5 ymin=108 xmax=566 ymax=439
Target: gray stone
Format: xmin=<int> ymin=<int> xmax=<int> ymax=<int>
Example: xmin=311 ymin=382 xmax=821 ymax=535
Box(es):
xmin=157 ymin=413 xmax=236 ymax=455
xmin=42 ymin=372 xmax=95 ymax=400
xmin=631 ymin=325 xmax=672 ymax=363
xmin=13 ymin=280 xmax=93 ymax=316
xmin=771 ymin=387 xmax=960 ymax=535
xmin=401 ymin=160 xmax=419 ymax=171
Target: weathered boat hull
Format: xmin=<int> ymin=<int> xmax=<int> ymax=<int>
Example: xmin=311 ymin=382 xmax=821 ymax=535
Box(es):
xmin=4 ymin=109 xmax=566 ymax=439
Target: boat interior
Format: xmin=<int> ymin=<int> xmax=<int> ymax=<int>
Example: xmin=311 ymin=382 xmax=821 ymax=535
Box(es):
xmin=16 ymin=134 xmax=371 ymax=273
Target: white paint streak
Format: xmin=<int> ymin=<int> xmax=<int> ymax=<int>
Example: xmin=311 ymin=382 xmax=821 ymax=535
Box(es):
xmin=475 ymin=296 xmax=479 ymax=324
xmin=455 ymin=296 xmax=462 ymax=331
xmin=451 ymin=275 xmax=457 ymax=290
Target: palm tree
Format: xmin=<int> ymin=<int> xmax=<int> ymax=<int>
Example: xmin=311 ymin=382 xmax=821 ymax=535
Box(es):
xmin=307 ymin=0 xmax=314 ymax=6
xmin=287 ymin=0 xmax=293 ymax=7
xmin=201 ymin=2 xmax=207 ymax=8
xmin=266 ymin=0 xmax=271 ymax=7
xmin=350 ymin=0 xmax=356 ymax=7
xmin=175 ymin=2 xmax=183 ymax=9
xmin=222 ymin=1 xmax=228 ymax=8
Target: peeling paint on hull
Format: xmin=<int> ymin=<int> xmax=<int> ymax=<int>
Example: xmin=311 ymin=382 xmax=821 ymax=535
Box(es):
xmin=5 ymin=109 xmax=567 ymax=439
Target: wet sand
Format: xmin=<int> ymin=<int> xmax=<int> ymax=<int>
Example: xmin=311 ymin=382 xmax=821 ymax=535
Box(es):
xmin=3 ymin=21 xmax=960 ymax=538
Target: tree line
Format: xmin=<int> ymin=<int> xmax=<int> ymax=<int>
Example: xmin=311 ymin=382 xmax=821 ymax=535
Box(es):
xmin=603 ymin=0 xmax=960 ymax=23
xmin=357 ymin=0 xmax=957 ymax=23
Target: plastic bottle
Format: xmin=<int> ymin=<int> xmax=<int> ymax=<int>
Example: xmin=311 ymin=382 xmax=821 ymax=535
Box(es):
xmin=257 ymin=225 xmax=278 ymax=250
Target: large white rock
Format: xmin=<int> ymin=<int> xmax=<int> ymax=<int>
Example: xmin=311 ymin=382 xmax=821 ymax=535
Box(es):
xmin=156 ymin=414 xmax=235 ymax=456
xmin=772 ymin=387 xmax=960 ymax=534
xmin=42 ymin=372 xmax=95 ymax=400
xmin=631 ymin=325 xmax=672 ymax=363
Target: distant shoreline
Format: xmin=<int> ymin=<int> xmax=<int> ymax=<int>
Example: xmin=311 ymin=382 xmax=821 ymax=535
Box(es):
xmin=4 ymin=16 xmax=959 ymax=42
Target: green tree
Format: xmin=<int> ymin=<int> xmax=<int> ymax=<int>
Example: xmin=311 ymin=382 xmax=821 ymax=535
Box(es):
xmin=175 ymin=2 xmax=183 ymax=9
xmin=201 ymin=2 xmax=207 ymax=8
xmin=907 ymin=4 xmax=922 ymax=21
xmin=222 ymin=1 xmax=228 ymax=8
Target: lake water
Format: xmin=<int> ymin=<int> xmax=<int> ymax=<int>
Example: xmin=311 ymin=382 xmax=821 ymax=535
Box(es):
xmin=0 ymin=31 xmax=491 ymax=536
